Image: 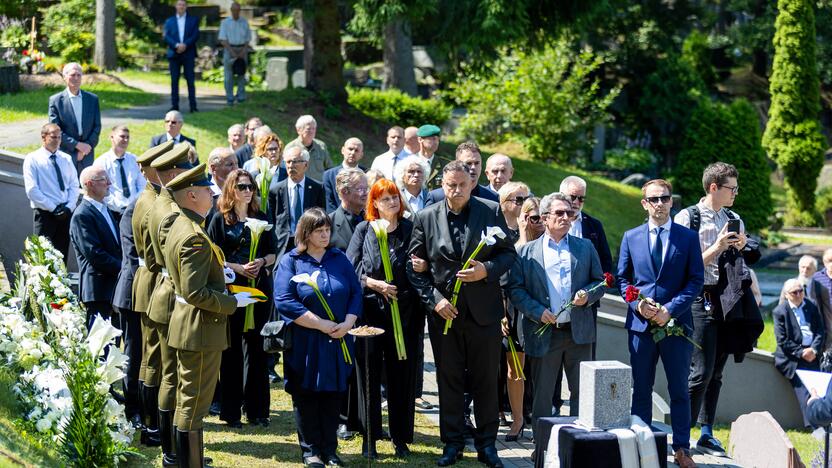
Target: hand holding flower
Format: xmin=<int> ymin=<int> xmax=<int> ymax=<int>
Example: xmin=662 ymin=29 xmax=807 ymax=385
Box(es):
xmin=435 ymin=298 xmax=458 ymax=321
xmin=456 ymin=259 xmax=487 ymax=282
xmin=572 ymin=290 xmax=589 ymax=306
xmin=652 ymin=306 xmax=671 ymax=327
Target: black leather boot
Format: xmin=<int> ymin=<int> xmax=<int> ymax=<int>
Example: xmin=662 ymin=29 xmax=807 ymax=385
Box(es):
xmin=176 ymin=429 xmax=190 ymax=468
xmin=177 ymin=429 xmax=213 ymax=468
xmin=160 ymin=409 xmax=177 ymax=466
xmin=140 ymin=385 xmax=161 ymax=447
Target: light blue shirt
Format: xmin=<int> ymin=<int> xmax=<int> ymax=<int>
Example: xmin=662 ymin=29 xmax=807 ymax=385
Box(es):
xmin=93 ymin=149 xmax=146 ymax=213
xmin=647 ymin=219 xmax=672 ymax=263
xmin=568 ymin=211 xmax=583 ymax=238
xmin=22 ymin=147 xmax=81 ymax=212
xmin=543 ymin=233 xmax=572 ymax=323
xmin=84 ymin=196 xmax=118 ymax=242
xmin=403 ymin=189 xmax=426 ymax=213
xmin=788 ymin=300 xmax=814 ymax=347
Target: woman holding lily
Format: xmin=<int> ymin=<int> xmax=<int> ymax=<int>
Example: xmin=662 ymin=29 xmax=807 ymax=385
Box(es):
xmin=207 ymin=168 xmax=276 ymax=428
xmin=275 ymin=207 xmax=362 ymax=468
xmin=346 ymin=178 xmax=421 ymax=459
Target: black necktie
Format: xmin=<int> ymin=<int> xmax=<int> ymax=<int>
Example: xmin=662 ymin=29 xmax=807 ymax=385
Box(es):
xmin=651 ymin=227 xmax=664 ymax=273
xmin=50 ymin=153 xmax=65 ymax=192
xmin=292 ymin=184 xmax=302 ymax=228
xmin=117 ymin=158 xmax=130 ymax=198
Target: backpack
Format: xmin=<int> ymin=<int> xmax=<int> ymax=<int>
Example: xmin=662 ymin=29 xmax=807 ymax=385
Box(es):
xmin=684 ymin=205 xmax=760 ymax=266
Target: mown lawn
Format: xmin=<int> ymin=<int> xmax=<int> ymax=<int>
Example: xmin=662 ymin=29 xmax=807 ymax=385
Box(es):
xmin=0 ymin=81 xmax=157 ymax=124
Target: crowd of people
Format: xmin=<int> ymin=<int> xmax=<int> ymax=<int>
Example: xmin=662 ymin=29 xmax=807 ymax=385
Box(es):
xmin=20 ymin=49 xmax=790 ymax=468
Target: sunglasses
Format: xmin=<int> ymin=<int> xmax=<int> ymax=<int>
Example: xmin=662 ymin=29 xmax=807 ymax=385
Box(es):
xmin=644 ymin=195 xmax=671 ymax=204
xmin=236 ymin=183 xmax=255 ymax=192
xmin=544 ymin=209 xmax=575 ymax=218
xmin=525 ymin=215 xmax=541 ymax=224
xmin=165 ymin=120 xmax=182 ymax=124
xmin=507 ymin=196 xmax=528 ymax=206
xmin=569 ymin=195 xmax=586 ymax=203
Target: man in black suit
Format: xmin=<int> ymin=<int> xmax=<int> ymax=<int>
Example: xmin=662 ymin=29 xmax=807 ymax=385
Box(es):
xmin=48 ymin=62 xmax=101 ymax=176
xmin=69 ymin=166 xmax=122 ymax=329
xmin=559 ymin=176 xmax=613 ymax=273
xmin=268 ymin=146 xmax=325 ymax=258
xmin=774 ymin=278 xmax=825 ymax=426
xmin=425 ymin=142 xmax=498 ymax=206
xmin=323 ymin=137 xmax=366 ymax=213
xmin=408 ymin=161 xmax=515 ymax=468
xmin=164 ymin=0 xmax=200 ymax=112
xmin=234 ymin=117 xmax=262 ymax=167
xmin=328 ymin=168 xmax=368 ymax=252
xmin=149 ymin=111 xmax=196 ymax=148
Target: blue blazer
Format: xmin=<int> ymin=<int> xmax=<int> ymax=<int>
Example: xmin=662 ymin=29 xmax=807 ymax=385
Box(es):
xmin=616 ymin=222 xmax=704 ymax=332
xmin=113 ymin=198 xmax=138 ymax=311
xmin=69 ymin=199 xmax=122 ymax=304
xmin=149 ymin=133 xmax=196 ymax=148
xmin=48 ymin=89 xmax=101 ymax=171
xmin=164 ymin=14 xmax=200 ymax=59
xmin=425 ymin=184 xmax=499 ymax=205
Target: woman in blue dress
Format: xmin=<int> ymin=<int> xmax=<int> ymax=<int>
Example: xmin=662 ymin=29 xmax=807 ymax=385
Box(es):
xmin=274 ymin=207 xmax=362 ymax=467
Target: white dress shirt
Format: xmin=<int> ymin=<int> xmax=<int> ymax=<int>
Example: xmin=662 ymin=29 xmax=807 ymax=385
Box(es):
xmin=647 ymin=218 xmax=672 ymax=264
xmin=176 ymin=14 xmax=186 ymax=44
xmin=370 ymin=149 xmax=408 ymax=180
xmin=543 ymin=234 xmax=572 ymax=323
xmin=568 ymin=211 xmax=583 ymax=238
xmin=166 ymin=133 xmax=184 ymax=143
xmin=23 ymin=147 xmax=81 ymax=212
xmin=287 ymin=177 xmax=306 ymax=230
xmin=93 ymin=149 xmax=146 ymax=213
xmin=787 ymin=300 xmax=814 ymax=347
xmin=66 ymin=88 xmax=83 ymax=134
xmin=84 ymin=196 xmax=119 ymax=242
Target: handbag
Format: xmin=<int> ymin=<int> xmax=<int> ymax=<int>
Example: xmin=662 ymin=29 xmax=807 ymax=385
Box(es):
xmin=261 ymin=317 xmax=291 ymax=354
xmin=232 ymin=57 xmax=246 ymax=76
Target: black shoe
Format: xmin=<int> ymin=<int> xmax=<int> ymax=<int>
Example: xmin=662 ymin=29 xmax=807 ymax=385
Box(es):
xmin=190 ymin=106 xmax=199 ymax=113
xmin=128 ymin=413 xmax=142 ymax=429
xmin=324 ymin=453 xmax=345 ymax=466
xmin=437 ymin=446 xmax=463 ymax=466
xmin=303 ymin=456 xmax=325 ymax=467
xmin=140 ymin=428 xmax=162 ymax=447
xmin=159 ymin=409 xmax=177 ymax=466
xmin=336 ymin=424 xmax=356 ymax=441
xmin=696 ymin=435 xmax=727 ymax=456
xmin=226 ymin=420 xmax=243 ymax=429
xmin=249 ymin=417 xmax=270 ymax=428
xmin=209 ymin=401 xmax=221 ymax=416
xmin=477 ymin=447 xmax=504 ymax=468
xmin=394 ymin=442 xmax=411 ymax=458
xmin=504 ymin=422 xmax=526 ymax=442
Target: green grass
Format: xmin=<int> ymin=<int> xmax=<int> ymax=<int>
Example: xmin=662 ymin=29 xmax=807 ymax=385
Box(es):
xmin=0 ymin=81 xmax=157 ymax=124
xmin=692 ymin=425 xmax=820 ymax=464
xmin=0 ymin=370 xmax=63 ymax=467
xmin=757 ymin=316 xmax=776 ymax=353
xmin=116 ymin=69 xmax=226 ymax=92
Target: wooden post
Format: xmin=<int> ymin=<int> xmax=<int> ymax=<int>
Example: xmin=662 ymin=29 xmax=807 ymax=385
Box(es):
xmin=29 ymin=16 xmax=35 ymax=52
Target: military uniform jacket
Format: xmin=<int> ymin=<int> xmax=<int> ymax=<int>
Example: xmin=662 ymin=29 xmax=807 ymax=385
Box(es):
xmin=165 ymin=208 xmax=238 ymax=352
xmin=147 ymin=188 xmax=181 ymax=324
xmin=132 ymin=183 xmax=160 ymax=313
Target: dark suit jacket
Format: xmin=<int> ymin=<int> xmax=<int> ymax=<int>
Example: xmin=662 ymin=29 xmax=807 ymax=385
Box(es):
xmin=113 ymin=199 xmax=138 ymax=311
xmin=150 ymin=133 xmax=196 ymax=148
xmin=580 ymin=211 xmax=613 ymax=274
xmin=48 ymin=89 xmax=101 ymax=173
xmin=328 ymin=205 xmax=364 ymax=252
xmin=69 ymin=199 xmax=122 ymax=303
xmin=323 ymin=165 xmax=368 ymax=214
xmin=616 ymin=222 xmax=704 ymax=332
xmin=808 ymin=376 xmax=832 ymax=426
xmin=773 ymin=300 xmax=825 ymax=380
xmin=164 ymin=14 xmax=200 ymax=59
xmin=407 ymin=196 xmax=516 ymax=326
xmin=235 ymin=143 xmax=253 ymax=167
xmin=425 ymin=184 xmax=499 ymax=206
xmin=268 ymin=177 xmax=325 ymax=257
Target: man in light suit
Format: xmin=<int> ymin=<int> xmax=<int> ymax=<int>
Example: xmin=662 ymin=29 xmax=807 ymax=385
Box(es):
xmin=268 ymin=146 xmax=325 ymax=258
xmin=616 ymin=179 xmax=704 ymax=468
xmin=323 ymin=137 xmax=366 ymax=213
xmin=425 ymin=142 xmax=498 ymax=206
xmin=164 ymin=0 xmax=200 ymax=112
xmin=370 ymin=126 xmax=408 ymax=180
xmin=507 ymin=192 xmax=604 ymax=435
xmin=69 ymin=166 xmax=121 ymax=329
xmin=149 ymin=111 xmax=197 ymax=148
xmin=48 ymin=62 xmax=101 ymax=176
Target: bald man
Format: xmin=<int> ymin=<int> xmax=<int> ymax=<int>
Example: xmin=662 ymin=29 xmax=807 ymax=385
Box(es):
xmin=403 ymin=126 xmax=419 ymax=155
xmin=484 ymin=153 xmax=513 ymax=193
xmin=323 ymin=137 xmax=366 ymax=213
xmin=150 ymin=110 xmax=196 ymax=148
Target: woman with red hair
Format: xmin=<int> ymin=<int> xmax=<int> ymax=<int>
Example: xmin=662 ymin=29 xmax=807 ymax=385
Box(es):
xmin=346 ymin=178 xmax=421 ymax=459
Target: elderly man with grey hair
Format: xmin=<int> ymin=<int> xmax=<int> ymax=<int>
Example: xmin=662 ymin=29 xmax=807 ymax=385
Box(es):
xmin=328 ymin=168 xmax=368 ymax=252
xmin=484 ymin=153 xmax=513 ymax=193
xmin=207 ymin=147 xmax=239 ymax=195
xmin=780 ymin=255 xmax=832 ymax=349
xmin=284 ymin=114 xmax=333 ymax=183
xmin=48 ymin=62 xmax=102 ymax=175
xmin=218 ymin=1 xmax=251 ymax=105
xmin=150 ymin=110 xmax=196 ymax=147
xmin=227 ymin=123 xmax=245 ymax=152
xmin=395 ymin=155 xmax=430 ymax=214
xmin=559 ymin=175 xmax=612 ymax=274
xmin=235 ymin=116 xmax=264 ymax=166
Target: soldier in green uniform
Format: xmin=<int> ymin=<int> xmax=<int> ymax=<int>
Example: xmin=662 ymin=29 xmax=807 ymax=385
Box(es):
xmin=164 ymin=164 xmax=256 ymax=467
xmin=147 ymin=143 xmax=193 ymax=465
xmin=132 ymin=140 xmax=174 ymax=446
xmin=416 ymin=124 xmax=451 ymax=190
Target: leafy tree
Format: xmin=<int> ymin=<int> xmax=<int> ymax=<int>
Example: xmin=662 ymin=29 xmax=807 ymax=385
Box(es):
xmin=448 ymin=37 xmax=619 ymax=163
xmin=762 ymin=0 xmax=826 ymax=225
xmin=94 ymin=0 xmax=117 ymax=70
xmin=674 ymin=98 xmax=772 ymax=232
xmin=302 ymin=0 xmax=346 ymax=100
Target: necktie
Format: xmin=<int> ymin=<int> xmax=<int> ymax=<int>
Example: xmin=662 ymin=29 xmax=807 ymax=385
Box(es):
xmin=50 ymin=153 xmax=66 ymax=192
xmin=651 ymin=227 xmax=664 ymax=273
xmin=292 ymin=184 xmax=302 ymax=229
xmin=117 ymin=158 xmax=131 ymax=198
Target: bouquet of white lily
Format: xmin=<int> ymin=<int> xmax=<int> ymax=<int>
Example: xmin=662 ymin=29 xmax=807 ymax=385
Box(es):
xmin=291 ymin=271 xmax=352 ymax=364
xmin=369 ymin=219 xmax=406 ymax=360
xmin=445 ymin=226 xmax=506 ymax=335
xmin=255 ymin=158 xmax=273 ymax=213
xmin=243 ymin=218 xmax=273 ymax=331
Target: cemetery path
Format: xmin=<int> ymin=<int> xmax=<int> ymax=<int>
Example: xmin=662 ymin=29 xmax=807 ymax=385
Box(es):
xmin=0 ymin=75 xmax=228 ymax=151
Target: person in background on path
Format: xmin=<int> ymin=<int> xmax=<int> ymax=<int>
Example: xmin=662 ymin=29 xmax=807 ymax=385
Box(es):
xmin=324 ymin=138 xmax=366 ymax=213
xmin=227 ymin=124 xmax=246 ymax=154
xmin=235 ymin=117 xmax=263 ymax=167
xmin=403 ymin=126 xmax=419 ymax=155
xmin=284 ymin=115 xmax=333 ymax=183
xmin=23 ymin=123 xmax=80 ymax=260
xmin=774 ymin=278 xmax=825 ymax=426
xmin=617 ymin=179 xmax=703 ymax=468
xmin=70 ymin=166 xmax=121 ymax=329
xmin=150 ymin=110 xmax=196 ymax=148
xmin=164 ymin=0 xmax=200 ymax=113
xmin=370 ymin=126 xmax=408 ymax=181
xmin=485 ymin=154 xmax=514 ymax=193
xmin=218 ymin=1 xmax=251 ymax=106
xmin=780 ymin=255 xmax=832 ymax=350
xmin=94 ymin=125 xmax=145 ymax=214
xmin=48 ymin=62 xmax=101 ymax=176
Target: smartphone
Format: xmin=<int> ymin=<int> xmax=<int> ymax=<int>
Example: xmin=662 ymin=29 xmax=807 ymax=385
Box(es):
xmin=727 ymin=219 xmax=740 ymax=235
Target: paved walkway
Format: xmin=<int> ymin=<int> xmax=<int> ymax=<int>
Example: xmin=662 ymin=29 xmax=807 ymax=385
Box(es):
xmin=0 ymin=75 xmax=228 ymax=151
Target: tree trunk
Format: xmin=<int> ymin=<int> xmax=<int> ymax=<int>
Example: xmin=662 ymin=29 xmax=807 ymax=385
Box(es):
xmin=94 ymin=0 xmax=117 ymax=70
xmin=382 ymin=18 xmax=417 ymax=96
xmin=302 ymin=0 xmax=346 ymax=100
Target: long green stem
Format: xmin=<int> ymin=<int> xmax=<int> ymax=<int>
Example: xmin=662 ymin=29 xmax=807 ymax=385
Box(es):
xmin=445 ymin=241 xmax=486 ymax=335
xmin=378 ymin=230 xmax=407 ymax=360
xmin=312 ymin=286 xmax=352 ymax=364
xmin=243 ymin=235 xmax=260 ymax=332
xmin=507 ymin=339 xmax=525 ymax=380
xmin=535 ymin=276 xmax=609 ymax=336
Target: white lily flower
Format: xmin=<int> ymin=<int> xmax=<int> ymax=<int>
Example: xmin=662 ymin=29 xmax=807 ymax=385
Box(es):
xmin=369 ymin=219 xmax=390 ymax=237
xmin=244 ymin=218 xmax=273 ymax=237
xmin=291 ymin=270 xmax=321 ymax=289
xmin=257 ymin=156 xmax=271 ymax=176
xmin=98 ymin=347 xmax=129 ymax=384
xmin=86 ymin=315 xmax=123 ymax=358
xmin=481 ymin=226 xmax=507 ymax=246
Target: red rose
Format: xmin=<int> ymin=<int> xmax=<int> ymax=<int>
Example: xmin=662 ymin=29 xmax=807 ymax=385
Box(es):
xmin=22 ymin=49 xmax=29 ymax=56
xmin=624 ymin=285 xmax=640 ymax=303
xmin=603 ymin=272 xmax=614 ymax=288
xmin=50 ymin=302 xmax=61 ymax=309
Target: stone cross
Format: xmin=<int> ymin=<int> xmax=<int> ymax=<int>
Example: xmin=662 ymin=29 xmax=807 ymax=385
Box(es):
xmin=577 ymin=360 xmax=633 ymax=429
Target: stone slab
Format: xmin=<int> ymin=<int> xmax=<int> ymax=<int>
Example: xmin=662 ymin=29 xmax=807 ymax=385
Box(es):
xmin=577 ymin=360 xmax=632 ymax=429
xmin=729 ymin=411 xmax=804 ymax=468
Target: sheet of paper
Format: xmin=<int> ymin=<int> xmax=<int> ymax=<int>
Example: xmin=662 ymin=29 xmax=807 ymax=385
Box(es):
xmin=796 ymin=369 xmax=832 ymax=395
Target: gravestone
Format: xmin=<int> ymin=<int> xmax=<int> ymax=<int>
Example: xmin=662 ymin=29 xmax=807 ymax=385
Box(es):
xmin=577 ymin=360 xmax=632 ymax=429
xmin=291 ymin=69 xmax=306 ymax=88
xmin=729 ymin=412 xmax=804 ymax=468
xmin=266 ymin=57 xmax=289 ymax=91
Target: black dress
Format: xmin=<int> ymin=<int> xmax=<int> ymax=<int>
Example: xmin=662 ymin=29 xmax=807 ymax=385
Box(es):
xmin=206 ymin=210 xmax=275 ymax=423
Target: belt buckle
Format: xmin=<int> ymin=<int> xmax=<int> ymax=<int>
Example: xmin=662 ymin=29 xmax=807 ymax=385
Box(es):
xmin=555 ymin=322 xmax=567 ymax=329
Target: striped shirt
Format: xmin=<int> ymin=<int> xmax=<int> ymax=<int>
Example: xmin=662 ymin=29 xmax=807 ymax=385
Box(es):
xmin=674 ymin=199 xmax=745 ymax=286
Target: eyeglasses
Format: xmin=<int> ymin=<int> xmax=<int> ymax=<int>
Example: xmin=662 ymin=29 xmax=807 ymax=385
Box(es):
xmin=90 ymin=176 xmax=108 ymax=182
xmin=525 ymin=215 xmax=541 ymax=224
xmin=285 ymin=160 xmax=306 ymax=165
xmin=351 ymin=187 xmax=370 ymax=195
xmin=235 ymin=183 xmax=255 ymax=192
xmin=644 ymin=195 xmax=671 ymax=204
xmin=720 ymin=185 xmax=739 ymax=194
xmin=507 ymin=196 xmax=528 ymax=206
xmin=265 ymin=147 xmax=280 ymax=152
xmin=165 ymin=120 xmax=182 ymax=124
xmin=569 ymin=195 xmax=586 ymax=203
xmin=788 ymin=289 xmax=804 ymax=295
xmin=544 ymin=209 xmax=575 ymax=218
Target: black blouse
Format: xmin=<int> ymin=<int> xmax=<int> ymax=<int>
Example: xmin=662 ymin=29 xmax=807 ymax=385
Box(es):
xmin=206 ymin=210 xmax=276 ymax=285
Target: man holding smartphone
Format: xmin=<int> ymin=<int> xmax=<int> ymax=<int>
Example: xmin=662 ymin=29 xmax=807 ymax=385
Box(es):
xmin=674 ymin=162 xmax=747 ymax=456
